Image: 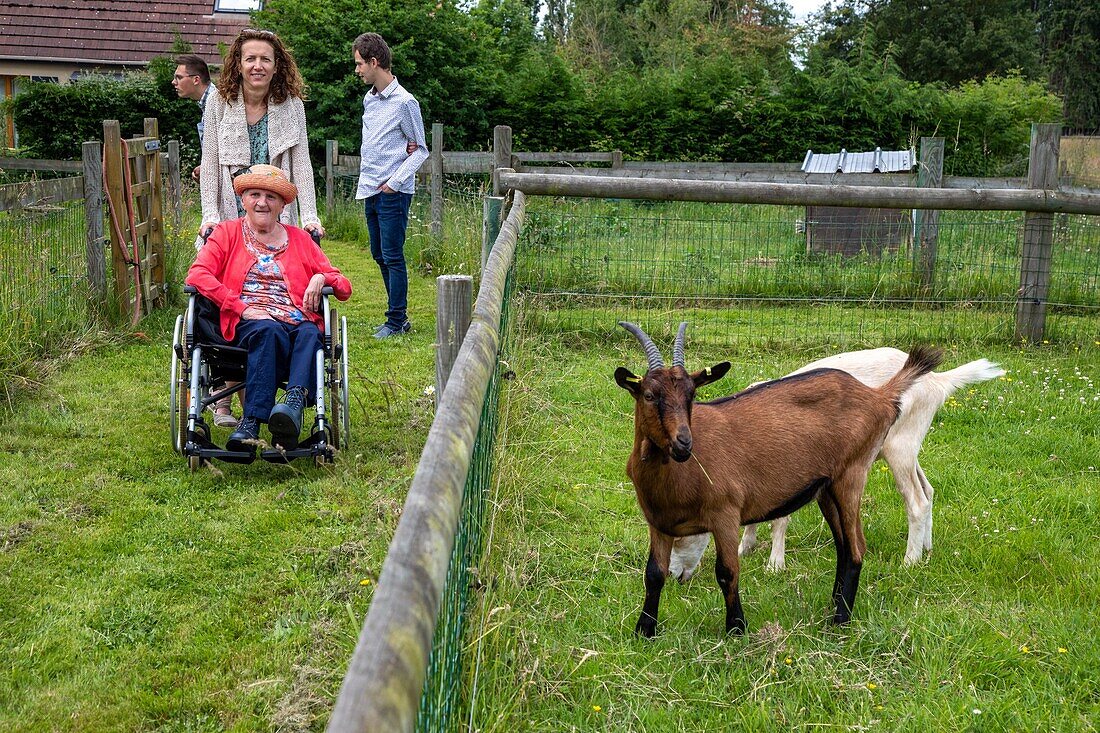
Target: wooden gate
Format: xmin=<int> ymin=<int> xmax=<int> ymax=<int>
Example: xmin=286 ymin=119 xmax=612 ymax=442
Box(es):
xmin=102 ymin=118 xmax=167 ymax=323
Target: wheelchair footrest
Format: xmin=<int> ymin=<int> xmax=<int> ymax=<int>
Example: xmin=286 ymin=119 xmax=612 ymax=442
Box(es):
xmin=184 ymin=429 xmax=333 ymax=465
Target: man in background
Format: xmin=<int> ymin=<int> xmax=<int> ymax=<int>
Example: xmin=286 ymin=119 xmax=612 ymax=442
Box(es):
xmin=352 ymin=32 xmax=429 ymax=339
xmin=172 ymin=54 xmax=215 ymax=182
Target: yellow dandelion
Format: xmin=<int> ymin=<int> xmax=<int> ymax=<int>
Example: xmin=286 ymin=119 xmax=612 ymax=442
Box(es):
xmin=784 ymin=657 xmax=793 ymax=664
xmin=360 ymin=578 xmax=372 ymax=586
xmin=1058 ymin=647 xmax=1067 ymax=654
xmin=875 ymin=705 xmax=884 ymax=711
xmin=867 ymin=682 xmax=877 ymax=690
xmin=1020 ymin=644 xmax=1031 ymax=653
xmin=592 ymin=705 xmax=602 ymax=712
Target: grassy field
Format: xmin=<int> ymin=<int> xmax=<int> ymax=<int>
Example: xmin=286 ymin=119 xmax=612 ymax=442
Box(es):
xmin=1 ymin=190 xmax=1098 ymax=731
xmin=467 ymin=302 xmax=1100 ymax=731
xmin=0 ymin=234 xmax=447 ymax=731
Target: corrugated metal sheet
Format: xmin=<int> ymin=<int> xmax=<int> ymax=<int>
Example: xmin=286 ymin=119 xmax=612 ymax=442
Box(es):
xmin=801 ymin=147 xmax=915 ymax=174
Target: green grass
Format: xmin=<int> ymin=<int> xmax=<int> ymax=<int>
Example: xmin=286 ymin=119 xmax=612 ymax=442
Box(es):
xmin=467 ymin=308 xmax=1100 ymax=731
xmin=0 ymin=233 xmax=449 ymax=731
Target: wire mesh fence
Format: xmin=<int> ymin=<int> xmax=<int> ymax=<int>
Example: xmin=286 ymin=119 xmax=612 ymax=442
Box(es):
xmin=0 ymin=189 xmax=96 ymax=393
xmin=416 ymin=267 xmax=514 ymax=733
xmin=512 ymin=198 xmax=1100 ymax=353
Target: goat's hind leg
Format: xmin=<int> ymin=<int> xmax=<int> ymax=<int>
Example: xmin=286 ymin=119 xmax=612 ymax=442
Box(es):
xmin=821 ymin=473 xmax=868 ymax=625
xmin=636 ymin=526 xmax=674 ymax=638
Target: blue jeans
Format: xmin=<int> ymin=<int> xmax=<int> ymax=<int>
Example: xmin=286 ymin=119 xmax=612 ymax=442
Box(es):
xmin=234 ymin=319 xmax=321 ymax=421
xmin=364 ymin=191 xmax=412 ymax=328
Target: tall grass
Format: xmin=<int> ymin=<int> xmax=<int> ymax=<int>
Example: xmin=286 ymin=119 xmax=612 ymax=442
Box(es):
xmin=466 ymin=304 xmax=1100 ymax=731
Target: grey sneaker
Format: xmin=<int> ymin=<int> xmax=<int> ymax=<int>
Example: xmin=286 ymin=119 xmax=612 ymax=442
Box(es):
xmin=269 ymin=386 xmax=307 ymax=449
xmin=226 ymin=416 xmax=260 ymax=453
xmin=373 ymin=321 xmax=411 ymax=339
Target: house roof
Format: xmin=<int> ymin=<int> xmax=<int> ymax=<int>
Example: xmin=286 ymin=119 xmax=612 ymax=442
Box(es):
xmin=0 ymin=0 xmax=250 ymax=69
xmin=801 ymin=148 xmax=915 ymax=174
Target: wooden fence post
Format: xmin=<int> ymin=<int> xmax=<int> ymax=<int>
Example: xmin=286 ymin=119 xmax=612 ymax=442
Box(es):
xmin=145 ymin=117 xmax=167 ymax=308
xmin=915 ymin=137 xmax=943 ymax=290
xmin=434 ymin=274 xmax=472 ymax=409
xmin=482 ymin=195 xmax=504 ymax=272
xmin=326 ymin=139 xmax=337 ymax=216
xmin=611 ymin=150 xmax=623 ymax=170
xmin=82 ymin=140 xmax=106 ymax=310
xmin=1015 ymin=123 xmax=1060 ymax=344
xmin=166 ymin=139 xmax=181 ymax=229
xmin=430 ymin=122 xmax=443 ymax=240
xmin=492 ymin=125 xmax=512 ymax=196
xmin=102 ymin=119 xmax=130 ymax=321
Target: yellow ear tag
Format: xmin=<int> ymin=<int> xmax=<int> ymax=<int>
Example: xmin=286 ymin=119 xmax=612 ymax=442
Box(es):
xmin=705 ymin=367 xmax=712 ymax=376
xmin=627 ymin=375 xmax=641 ymax=383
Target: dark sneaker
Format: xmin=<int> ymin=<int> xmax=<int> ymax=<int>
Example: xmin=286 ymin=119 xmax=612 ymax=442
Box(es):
xmin=226 ymin=416 xmax=260 ymax=453
xmin=373 ymin=321 xmax=411 ymax=339
xmin=269 ymin=386 xmax=307 ymax=449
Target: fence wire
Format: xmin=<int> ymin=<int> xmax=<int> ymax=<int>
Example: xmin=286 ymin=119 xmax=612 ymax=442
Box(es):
xmin=512 ymin=198 xmax=1100 ymax=352
xmin=0 ymin=191 xmax=96 ymax=393
xmin=415 ymin=267 xmax=514 ymax=733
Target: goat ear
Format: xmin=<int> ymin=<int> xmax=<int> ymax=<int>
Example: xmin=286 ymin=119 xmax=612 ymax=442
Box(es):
xmin=614 ymin=367 xmax=643 ymax=395
xmin=692 ymin=361 xmax=731 ymax=388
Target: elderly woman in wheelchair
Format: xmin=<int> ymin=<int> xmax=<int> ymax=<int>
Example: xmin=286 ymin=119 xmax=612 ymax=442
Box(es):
xmin=178 ymin=164 xmax=351 ymax=462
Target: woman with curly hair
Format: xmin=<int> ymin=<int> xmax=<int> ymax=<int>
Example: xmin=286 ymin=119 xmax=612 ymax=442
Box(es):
xmin=198 ymin=27 xmax=325 ymax=426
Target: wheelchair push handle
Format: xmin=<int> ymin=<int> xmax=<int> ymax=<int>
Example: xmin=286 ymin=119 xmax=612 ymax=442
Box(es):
xmin=200 ymin=226 xmax=320 ymax=245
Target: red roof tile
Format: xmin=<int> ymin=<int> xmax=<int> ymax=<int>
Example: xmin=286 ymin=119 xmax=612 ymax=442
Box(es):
xmin=0 ymin=0 xmax=250 ymax=67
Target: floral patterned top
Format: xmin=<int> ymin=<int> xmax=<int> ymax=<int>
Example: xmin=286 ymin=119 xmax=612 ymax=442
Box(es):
xmin=238 ymin=220 xmax=305 ymax=325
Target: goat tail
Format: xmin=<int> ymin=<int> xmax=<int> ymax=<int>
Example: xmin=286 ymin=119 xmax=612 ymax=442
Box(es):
xmin=877 ymin=345 xmax=944 ymax=410
xmin=931 ymin=358 xmax=1006 ymax=394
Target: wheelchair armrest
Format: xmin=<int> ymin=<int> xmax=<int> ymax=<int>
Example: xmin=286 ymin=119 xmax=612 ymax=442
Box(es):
xmin=321 ymin=286 xmax=334 ymax=295
xmin=183 ymin=285 xmax=198 ymax=294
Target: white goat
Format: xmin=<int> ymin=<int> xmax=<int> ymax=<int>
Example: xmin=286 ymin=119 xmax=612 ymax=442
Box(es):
xmin=669 ymin=347 xmax=1004 ymax=580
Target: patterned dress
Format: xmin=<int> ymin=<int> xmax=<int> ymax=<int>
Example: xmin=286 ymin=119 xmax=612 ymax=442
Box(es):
xmin=238 ymin=220 xmax=305 ymax=325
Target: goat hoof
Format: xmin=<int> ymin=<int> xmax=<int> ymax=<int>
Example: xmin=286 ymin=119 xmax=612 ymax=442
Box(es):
xmin=726 ymin=620 xmax=747 ymax=635
xmin=635 ymin=616 xmax=658 ymax=638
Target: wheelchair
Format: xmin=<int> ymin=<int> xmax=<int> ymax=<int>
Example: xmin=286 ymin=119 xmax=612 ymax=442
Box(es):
xmin=170 ymin=285 xmax=350 ymax=470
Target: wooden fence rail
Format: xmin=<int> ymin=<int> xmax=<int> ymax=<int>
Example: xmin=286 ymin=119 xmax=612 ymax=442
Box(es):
xmin=327 ymin=191 xmax=528 ymax=733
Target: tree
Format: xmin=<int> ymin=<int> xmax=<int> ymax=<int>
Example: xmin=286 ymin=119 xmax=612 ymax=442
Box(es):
xmin=1037 ymin=0 xmax=1100 ymax=128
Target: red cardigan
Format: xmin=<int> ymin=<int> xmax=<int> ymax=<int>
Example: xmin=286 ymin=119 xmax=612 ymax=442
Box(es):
xmin=185 ymin=218 xmax=352 ymax=342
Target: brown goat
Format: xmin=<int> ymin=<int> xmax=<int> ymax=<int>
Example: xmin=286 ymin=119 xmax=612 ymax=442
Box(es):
xmin=615 ymin=322 xmax=942 ymax=636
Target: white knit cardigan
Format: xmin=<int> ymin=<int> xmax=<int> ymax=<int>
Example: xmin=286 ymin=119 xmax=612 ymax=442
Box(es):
xmin=199 ymin=92 xmax=321 ymax=229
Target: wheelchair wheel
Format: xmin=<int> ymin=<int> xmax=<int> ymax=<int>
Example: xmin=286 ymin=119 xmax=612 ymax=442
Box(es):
xmin=327 ymin=309 xmax=343 ymax=451
xmin=327 ymin=313 xmax=350 ymax=451
xmin=170 ymin=315 xmax=185 ymax=454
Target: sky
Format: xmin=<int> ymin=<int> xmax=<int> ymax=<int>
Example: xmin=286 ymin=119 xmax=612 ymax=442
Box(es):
xmin=786 ymin=0 xmax=825 ymax=22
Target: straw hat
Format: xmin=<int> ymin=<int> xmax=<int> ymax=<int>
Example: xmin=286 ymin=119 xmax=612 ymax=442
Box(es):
xmin=232 ymin=164 xmax=297 ymax=205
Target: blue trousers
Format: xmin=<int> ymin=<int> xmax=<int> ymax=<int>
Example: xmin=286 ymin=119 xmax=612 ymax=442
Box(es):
xmin=364 ymin=191 xmax=412 ymax=328
xmin=233 ymin=318 xmax=321 ymax=421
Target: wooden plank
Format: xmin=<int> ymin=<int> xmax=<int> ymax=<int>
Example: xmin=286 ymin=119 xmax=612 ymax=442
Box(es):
xmin=165 ymin=139 xmax=181 ymax=228
xmin=0 ymin=156 xmax=82 ymax=172
xmin=497 ymin=170 xmax=1100 ymax=215
xmin=144 ymin=116 xmax=166 ymax=309
xmin=103 ymin=119 xmax=132 ymax=321
xmin=0 ymin=175 xmax=82 ymax=212
xmin=514 ymin=151 xmax=614 ymax=163
xmin=434 ymin=274 xmax=472 ymax=406
xmin=82 ymin=140 xmax=106 ymax=307
xmin=325 ymin=139 xmax=337 ymax=215
xmin=124 ymin=137 xmax=157 ymax=158
xmin=129 ymin=180 xmax=152 ymax=198
xmin=1016 ymin=124 xmax=1061 ymax=343
xmin=492 ymin=126 xmax=511 ymax=196
xmin=430 ymin=123 xmax=443 ymax=240
xmin=916 ymin=137 xmax=944 ymax=289
xmin=327 ymin=191 xmax=527 ymax=733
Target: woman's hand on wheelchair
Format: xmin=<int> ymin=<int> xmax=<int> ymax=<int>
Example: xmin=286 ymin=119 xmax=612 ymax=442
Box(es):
xmin=303 ymin=274 xmax=327 ymax=313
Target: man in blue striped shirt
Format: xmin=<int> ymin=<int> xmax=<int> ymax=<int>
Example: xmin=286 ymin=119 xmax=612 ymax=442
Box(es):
xmin=353 ymin=32 xmax=429 ymax=339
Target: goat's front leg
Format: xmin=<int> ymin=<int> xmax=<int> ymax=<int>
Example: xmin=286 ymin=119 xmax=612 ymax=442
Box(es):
xmin=635 ymin=527 xmax=673 ymax=638
xmin=713 ymin=523 xmax=746 ymax=634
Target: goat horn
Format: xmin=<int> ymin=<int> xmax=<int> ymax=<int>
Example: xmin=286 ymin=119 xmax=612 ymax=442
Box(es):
xmin=618 ymin=321 xmax=664 ymax=371
xmin=671 ymin=322 xmax=688 ymax=367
